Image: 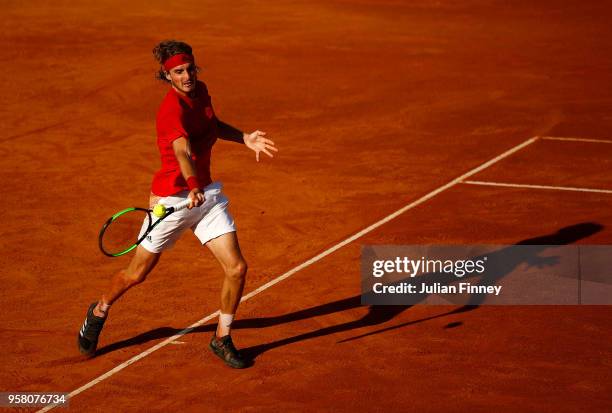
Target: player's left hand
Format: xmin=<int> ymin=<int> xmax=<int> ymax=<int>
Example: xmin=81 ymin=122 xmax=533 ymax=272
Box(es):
xmin=244 ymin=130 xmax=278 ymax=162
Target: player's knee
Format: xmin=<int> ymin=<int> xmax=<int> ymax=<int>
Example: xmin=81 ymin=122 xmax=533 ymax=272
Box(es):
xmin=122 ymin=268 xmax=147 ymax=286
xmin=225 ymin=259 xmax=247 ymax=282
xmin=122 ymin=252 xmax=157 ymax=286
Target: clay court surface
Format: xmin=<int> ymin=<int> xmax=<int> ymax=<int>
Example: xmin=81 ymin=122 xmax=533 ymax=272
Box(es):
xmin=1 ymin=1 xmax=611 ymax=412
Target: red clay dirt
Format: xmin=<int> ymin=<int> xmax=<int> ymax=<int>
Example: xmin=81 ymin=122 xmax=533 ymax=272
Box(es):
xmin=1 ymin=1 xmax=611 ymax=412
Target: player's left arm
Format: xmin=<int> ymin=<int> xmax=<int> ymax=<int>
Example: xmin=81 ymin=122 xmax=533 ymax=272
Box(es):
xmin=217 ymin=120 xmax=278 ymax=162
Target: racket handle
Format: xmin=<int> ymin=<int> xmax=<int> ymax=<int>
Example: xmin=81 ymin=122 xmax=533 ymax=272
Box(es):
xmin=167 ymin=198 xmax=192 ymax=213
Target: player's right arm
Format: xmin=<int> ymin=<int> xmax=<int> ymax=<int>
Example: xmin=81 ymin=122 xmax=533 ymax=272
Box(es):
xmin=172 ymin=137 xmax=204 ymax=208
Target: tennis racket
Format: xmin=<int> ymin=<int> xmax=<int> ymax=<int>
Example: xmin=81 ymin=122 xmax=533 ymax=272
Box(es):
xmin=98 ymin=198 xmax=192 ymax=257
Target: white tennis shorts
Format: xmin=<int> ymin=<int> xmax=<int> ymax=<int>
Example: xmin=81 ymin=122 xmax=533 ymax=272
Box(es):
xmin=139 ymin=181 xmax=236 ymax=253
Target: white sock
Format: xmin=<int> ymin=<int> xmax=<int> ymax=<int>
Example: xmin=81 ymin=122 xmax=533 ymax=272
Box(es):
xmin=96 ymin=301 xmax=111 ymax=317
xmin=217 ymin=313 xmax=234 ymax=337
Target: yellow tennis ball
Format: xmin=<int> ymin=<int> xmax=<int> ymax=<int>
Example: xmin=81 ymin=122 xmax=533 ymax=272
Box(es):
xmin=153 ymin=204 xmax=166 ymax=217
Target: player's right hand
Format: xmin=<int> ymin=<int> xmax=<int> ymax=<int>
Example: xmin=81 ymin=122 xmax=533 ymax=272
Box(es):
xmin=188 ymin=188 xmax=205 ymax=209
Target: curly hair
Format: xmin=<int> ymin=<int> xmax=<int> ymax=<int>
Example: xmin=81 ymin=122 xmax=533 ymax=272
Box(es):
xmin=152 ymin=40 xmax=194 ymax=82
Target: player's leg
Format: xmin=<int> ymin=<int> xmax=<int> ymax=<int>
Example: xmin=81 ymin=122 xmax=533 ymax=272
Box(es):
xmin=98 ymin=246 xmax=161 ymax=313
xmin=78 ymin=246 xmax=160 ymax=356
xmin=205 ymin=232 xmax=249 ymax=368
xmin=207 ymin=232 xmax=247 ymax=319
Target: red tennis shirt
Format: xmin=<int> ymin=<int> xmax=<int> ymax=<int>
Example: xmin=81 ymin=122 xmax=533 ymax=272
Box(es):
xmin=151 ymin=80 xmax=218 ymax=196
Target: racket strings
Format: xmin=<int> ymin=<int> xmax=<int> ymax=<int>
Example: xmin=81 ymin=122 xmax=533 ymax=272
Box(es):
xmin=100 ymin=209 xmax=151 ymax=256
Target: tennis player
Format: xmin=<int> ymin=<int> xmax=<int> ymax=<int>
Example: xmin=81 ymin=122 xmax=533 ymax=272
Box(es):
xmin=77 ymin=40 xmax=277 ymax=368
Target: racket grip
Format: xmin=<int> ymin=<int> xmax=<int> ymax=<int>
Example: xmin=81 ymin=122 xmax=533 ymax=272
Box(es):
xmin=168 ymin=198 xmax=192 ymax=213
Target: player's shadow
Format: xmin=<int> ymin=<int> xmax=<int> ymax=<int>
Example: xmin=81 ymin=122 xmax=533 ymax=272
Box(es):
xmin=242 ymin=222 xmax=603 ymax=360
xmin=95 ymin=222 xmax=602 ymax=361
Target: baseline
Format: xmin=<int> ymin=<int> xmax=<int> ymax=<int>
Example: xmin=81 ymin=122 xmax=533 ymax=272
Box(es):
xmin=542 ymin=136 xmax=612 ymax=144
xmin=461 ymin=180 xmax=612 ymax=194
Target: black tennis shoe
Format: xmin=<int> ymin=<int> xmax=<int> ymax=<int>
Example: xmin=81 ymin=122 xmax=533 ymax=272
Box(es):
xmin=209 ymin=334 xmax=248 ymax=369
xmin=77 ymin=302 xmax=107 ymax=357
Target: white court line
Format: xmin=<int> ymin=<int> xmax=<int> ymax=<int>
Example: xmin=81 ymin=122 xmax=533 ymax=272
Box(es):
xmin=542 ymin=136 xmax=612 ymax=144
xmin=37 ymin=136 xmax=539 ymax=413
xmin=462 ymin=180 xmax=612 ymax=194
xmin=37 ymin=311 xmax=219 ymax=413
